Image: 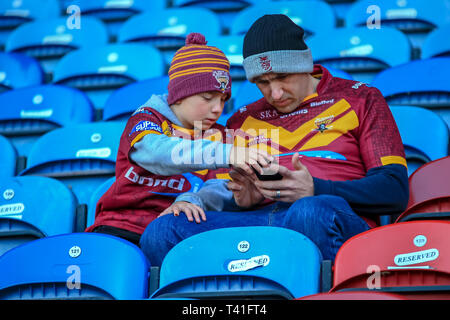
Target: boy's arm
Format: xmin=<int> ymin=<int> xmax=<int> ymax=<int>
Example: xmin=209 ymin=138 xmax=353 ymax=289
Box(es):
xmin=130 ymin=133 xmax=232 ymax=176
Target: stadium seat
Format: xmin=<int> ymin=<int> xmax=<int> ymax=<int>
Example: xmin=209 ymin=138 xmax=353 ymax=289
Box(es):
xmin=5 ymin=17 xmax=108 ymax=79
xmin=345 ymin=0 xmax=450 ymax=56
xmin=172 ymin=0 xmax=265 ymax=34
xmin=306 ymin=26 xmax=412 ymax=83
xmin=87 ymin=176 xmax=115 ymax=229
xmin=0 ymin=232 xmax=150 ymax=299
xmin=151 ymin=226 xmax=322 ymax=299
xmin=117 ymin=7 xmax=221 ymax=67
xmin=230 ymin=1 xmax=336 ymax=37
xmin=0 ymin=52 xmax=43 ymax=93
xmin=52 ymin=43 xmax=165 ymax=113
xmin=299 ymin=291 xmax=407 ymax=300
xmin=0 ymin=0 xmax=60 ymax=48
xmin=0 ymin=176 xmax=80 ymax=256
xmin=371 ymin=57 xmax=450 ymax=129
xmin=103 ymin=76 xmax=169 ymax=121
xmin=18 ymin=121 xmax=125 ymax=206
xmin=331 ymin=220 xmax=450 ymax=299
xmin=63 ymin=0 xmax=167 ymax=41
xmin=0 ymin=134 xmax=16 ymax=177
xmin=390 ymin=106 xmax=449 ymax=176
xmin=396 ymin=156 xmax=450 ymax=222
xmin=0 ymin=84 xmax=94 ymax=157
xmin=422 ymin=23 xmax=450 ymax=59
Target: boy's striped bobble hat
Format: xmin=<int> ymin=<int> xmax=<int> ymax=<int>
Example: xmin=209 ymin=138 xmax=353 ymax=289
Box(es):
xmin=167 ymin=32 xmax=232 ymax=105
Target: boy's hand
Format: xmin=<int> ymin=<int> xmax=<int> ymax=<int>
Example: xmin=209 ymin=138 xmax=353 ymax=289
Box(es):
xmin=229 ymin=146 xmax=274 ymax=178
xmin=158 ymin=201 xmax=206 ymax=223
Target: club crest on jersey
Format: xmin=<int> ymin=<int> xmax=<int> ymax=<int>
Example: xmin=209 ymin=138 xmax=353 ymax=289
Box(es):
xmin=213 ymin=70 xmax=230 ymax=92
xmin=313 ymin=115 xmax=334 ymax=133
xmin=129 ymin=120 xmax=162 ymax=136
xmin=259 ymin=56 xmax=272 ymax=72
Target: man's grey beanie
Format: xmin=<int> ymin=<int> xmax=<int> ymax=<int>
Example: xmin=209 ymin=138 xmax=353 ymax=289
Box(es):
xmin=242 ymin=14 xmax=314 ymax=82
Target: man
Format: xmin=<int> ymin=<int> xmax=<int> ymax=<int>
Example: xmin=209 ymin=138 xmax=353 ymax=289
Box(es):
xmin=139 ymin=14 xmax=409 ymax=266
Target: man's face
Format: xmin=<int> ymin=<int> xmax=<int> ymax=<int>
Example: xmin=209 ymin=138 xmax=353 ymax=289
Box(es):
xmin=253 ymin=73 xmax=313 ymax=114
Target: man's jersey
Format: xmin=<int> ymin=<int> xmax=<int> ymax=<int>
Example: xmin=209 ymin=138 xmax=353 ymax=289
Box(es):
xmin=86 ymin=107 xmax=229 ymax=235
xmin=227 ymin=65 xmax=407 ymax=183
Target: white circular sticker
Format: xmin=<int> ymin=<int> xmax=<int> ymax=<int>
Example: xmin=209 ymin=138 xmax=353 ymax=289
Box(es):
xmin=69 ymin=246 xmax=82 ymax=258
xmin=237 ymin=240 xmax=250 ymax=253
xmin=3 ymin=189 xmax=14 ymax=200
xmin=414 ymin=235 xmax=427 ymax=247
xmin=91 ymin=133 xmax=102 ymax=143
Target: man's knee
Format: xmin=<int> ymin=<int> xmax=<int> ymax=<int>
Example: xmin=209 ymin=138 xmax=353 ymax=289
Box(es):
xmin=289 ymin=195 xmax=348 ymax=216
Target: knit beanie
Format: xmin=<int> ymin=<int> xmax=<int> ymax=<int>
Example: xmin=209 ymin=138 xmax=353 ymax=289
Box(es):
xmin=167 ymin=33 xmax=232 ymax=105
xmin=242 ymin=14 xmax=314 ymax=82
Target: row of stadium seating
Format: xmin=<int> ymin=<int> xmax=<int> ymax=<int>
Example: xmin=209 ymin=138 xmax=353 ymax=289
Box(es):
xmin=0 ymin=156 xmax=448 ymax=299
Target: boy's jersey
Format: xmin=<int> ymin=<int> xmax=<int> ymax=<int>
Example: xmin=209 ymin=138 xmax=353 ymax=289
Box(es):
xmin=86 ymin=107 xmax=228 ymax=235
xmin=227 ymin=64 xmax=407 ymax=182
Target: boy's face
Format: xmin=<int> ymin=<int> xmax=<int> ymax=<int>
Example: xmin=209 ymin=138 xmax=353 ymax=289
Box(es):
xmin=173 ymin=91 xmax=227 ymax=130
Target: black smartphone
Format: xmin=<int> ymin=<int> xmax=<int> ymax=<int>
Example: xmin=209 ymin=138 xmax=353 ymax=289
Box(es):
xmin=253 ymin=167 xmax=283 ymax=181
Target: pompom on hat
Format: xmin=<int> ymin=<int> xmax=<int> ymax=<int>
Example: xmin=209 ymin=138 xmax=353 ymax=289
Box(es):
xmin=167 ymin=32 xmax=232 ymax=105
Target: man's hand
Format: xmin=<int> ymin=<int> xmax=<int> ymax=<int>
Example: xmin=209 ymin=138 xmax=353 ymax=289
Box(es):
xmin=227 ymin=167 xmax=265 ymax=208
xmin=254 ymin=153 xmax=314 ymax=202
xmin=158 ymin=201 xmax=206 ymax=223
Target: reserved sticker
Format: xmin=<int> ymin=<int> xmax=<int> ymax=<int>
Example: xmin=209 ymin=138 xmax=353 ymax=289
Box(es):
xmin=227 ymin=255 xmax=270 ymax=273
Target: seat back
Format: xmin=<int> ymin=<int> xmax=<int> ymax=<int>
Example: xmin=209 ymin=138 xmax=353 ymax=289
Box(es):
xmin=306 ymin=26 xmax=411 ymax=83
xmin=152 ymin=226 xmax=322 ymax=299
xmin=0 ymin=176 xmax=78 ymax=256
xmin=0 ymin=134 xmax=16 ymax=177
xmin=19 ymin=121 xmax=125 ymax=205
xmin=87 ymin=176 xmax=115 ymax=228
xmin=103 ymin=76 xmax=169 ymax=121
xmin=332 ymin=221 xmax=450 ymax=299
xmin=118 ymin=7 xmax=221 ymax=67
xmin=5 ymin=17 xmax=108 ymax=78
xmin=422 ymin=23 xmax=450 ymax=59
xmin=0 ymin=84 xmax=94 ymax=156
xmin=0 ymin=52 xmax=43 ymax=93
xmin=0 ymin=233 xmax=150 ymax=299
xmin=371 ymin=57 xmax=450 ymax=129
xmin=396 ymin=156 xmax=450 ymax=222
xmin=230 ymin=1 xmax=336 ymax=37
xmin=53 ymin=43 xmax=165 ymax=110
xmin=345 ymin=0 xmax=450 ymax=54
xmin=0 ymin=0 xmax=60 ymax=48
xmin=390 ymin=106 xmax=449 ymax=176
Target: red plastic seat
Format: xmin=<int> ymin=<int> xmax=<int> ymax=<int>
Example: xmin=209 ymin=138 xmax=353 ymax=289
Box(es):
xmin=396 ymin=156 xmax=450 ymax=222
xmin=298 ymin=291 xmax=407 ymax=300
xmin=331 ymin=221 xmax=450 ymax=300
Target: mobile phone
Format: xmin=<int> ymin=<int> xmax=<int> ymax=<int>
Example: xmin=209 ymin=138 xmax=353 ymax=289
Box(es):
xmin=253 ymin=167 xmax=283 ymax=181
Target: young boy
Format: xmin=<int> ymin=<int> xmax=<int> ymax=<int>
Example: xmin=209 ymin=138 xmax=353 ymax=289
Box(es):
xmin=85 ymin=33 xmax=271 ymax=245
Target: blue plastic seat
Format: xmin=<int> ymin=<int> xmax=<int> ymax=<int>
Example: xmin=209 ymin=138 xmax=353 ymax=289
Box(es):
xmin=103 ymin=76 xmax=169 ymax=121
xmin=19 ymin=121 xmax=125 ymax=205
xmin=371 ymin=57 xmax=450 ymax=129
xmin=0 ymin=134 xmax=16 ymax=177
xmin=0 ymin=0 xmax=60 ymax=48
xmin=306 ymin=26 xmax=412 ymax=83
xmin=64 ymin=0 xmax=167 ymax=40
xmin=0 ymin=52 xmax=43 ymax=93
xmin=151 ymin=226 xmax=322 ymax=299
xmin=5 ymin=17 xmax=108 ymax=78
xmin=390 ymin=105 xmax=449 ymax=176
xmin=345 ymin=0 xmax=450 ymax=52
xmin=0 ymin=232 xmax=150 ymax=299
xmin=0 ymin=176 xmax=79 ymax=256
xmin=118 ymin=7 xmax=221 ymax=67
xmin=172 ymin=0 xmax=267 ymax=33
xmin=230 ymin=1 xmax=336 ymax=37
xmin=53 ymin=43 xmax=165 ymax=110
xmin=0 ymin=84 xmax=94 ymax=157
xmin=87 ymin=176 xmax=115 ymax=229
xmin=422 ymin=23 xmax=450 ymax=59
